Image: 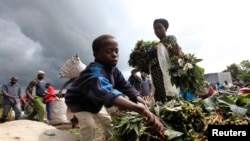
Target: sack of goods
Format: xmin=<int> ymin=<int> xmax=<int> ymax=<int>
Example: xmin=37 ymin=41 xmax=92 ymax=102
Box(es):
xmin=50 ymin=97 xmax=70 ymax=125
xmin=58 ymin=54 xmax=86 ymax=78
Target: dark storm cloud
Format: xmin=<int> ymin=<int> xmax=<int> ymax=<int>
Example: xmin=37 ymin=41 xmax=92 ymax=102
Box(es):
xmin=0 ymin=0 xmax=134 ymax=91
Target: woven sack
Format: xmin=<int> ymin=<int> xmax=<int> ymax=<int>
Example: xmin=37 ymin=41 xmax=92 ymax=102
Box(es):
xmin=58 ymin=54 xmax=86 ymax=78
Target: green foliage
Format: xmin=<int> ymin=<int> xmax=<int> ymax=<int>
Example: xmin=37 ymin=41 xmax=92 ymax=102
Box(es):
xmin=200 ymin=94 xmax=250 ymax=117
xmin=160 ymin=101 xmax=206 ymax=140
xmin=128 ymin=40 xmax=159 ymax=73
xmin=111 ymin=100 xmax=207 ymax=141
xmin=223 ymin=63 xmax=240 ymax=80
xmin=128 ymin=40 xmax=205 ymax=99
xmin=223 ymin=60 xmax=250 ymax=82
xmin=111 ymin=95 xmax=250 ymax=141
xmin=168 ymin=53 xmax=205 ymax=97
xmin=110 ymin=111 xmax=143 ymax=141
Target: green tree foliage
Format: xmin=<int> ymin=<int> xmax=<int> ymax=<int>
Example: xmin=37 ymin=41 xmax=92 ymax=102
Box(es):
xmin=223 ymin=60 xmax=250 ymax=83
xmin=239 ymin=60 xmax=250 ymax=82
xmin=223 ymin=63 xmax=240 ymax=81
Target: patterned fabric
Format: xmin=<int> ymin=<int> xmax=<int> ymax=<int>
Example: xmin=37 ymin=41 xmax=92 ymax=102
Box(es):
xmin=149 ymin=35 xmax=182 ymax=104
xmin=150 ymin=63 xmax=166 ymax=103
xmin=150 ymin=62 xmax=175 ymax=104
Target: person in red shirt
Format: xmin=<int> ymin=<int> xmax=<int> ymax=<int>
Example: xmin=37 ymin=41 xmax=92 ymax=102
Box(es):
xmin=208 ymin=86 xmax=214 ymax=95
xmin=44 ymin=83 xmax=55 ymax=123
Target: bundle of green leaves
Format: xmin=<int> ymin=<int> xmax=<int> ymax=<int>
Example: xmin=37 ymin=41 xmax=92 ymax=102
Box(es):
xmin=168 ymin=53 xmax=205 ymax=98
xmin=128 ymin=40 xmax=159 ymax=74
xmin=128 ymin=40 xmax=205 ymax=99
xmin=110 ymin=100 xmax=207 ymax=141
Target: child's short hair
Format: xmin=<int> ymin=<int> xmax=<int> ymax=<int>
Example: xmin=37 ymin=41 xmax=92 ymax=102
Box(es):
xmin=92 ymin=34 xmax=115 ymax=53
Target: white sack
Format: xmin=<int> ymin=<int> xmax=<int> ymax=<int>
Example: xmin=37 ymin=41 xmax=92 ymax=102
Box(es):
xmin=58 ymin=54 xmax=86 ymax=78
xmin=50 ymin=97 xmax=70 ymax=125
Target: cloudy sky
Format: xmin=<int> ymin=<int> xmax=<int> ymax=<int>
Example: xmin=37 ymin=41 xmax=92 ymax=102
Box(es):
xmin=0 ymin=0 xmax=249 ymax=91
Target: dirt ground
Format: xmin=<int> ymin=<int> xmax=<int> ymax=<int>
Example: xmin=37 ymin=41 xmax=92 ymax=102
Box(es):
xmin=53 ymin=110 xmax=105 ymax=141
xmin=0 ymin=109 xmax=105 ymax=141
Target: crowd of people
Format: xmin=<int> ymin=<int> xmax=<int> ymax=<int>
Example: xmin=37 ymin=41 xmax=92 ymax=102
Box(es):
xmin=63 ymin=18 xmax=189 ymax=141
xmin=128 ymin=69 xmax=153 ymax=97
xmin=1 ymin=17 xmax=249 ymax=141
xmin=0 ymin=70 xmax=55 ymax=124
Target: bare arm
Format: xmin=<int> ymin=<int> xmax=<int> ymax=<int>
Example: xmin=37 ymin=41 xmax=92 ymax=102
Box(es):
xmin=25 ymin=88 xmax=34 ymax=100
xmin=136 ymin=96 xmax=151 ymax=106
xmin=112 ymin=95 xmax=164 ymax=134
xmin=58 ymin=78 xmax=76 ymax=97
xmin=25 ymin=81 xmax=36 ymax=100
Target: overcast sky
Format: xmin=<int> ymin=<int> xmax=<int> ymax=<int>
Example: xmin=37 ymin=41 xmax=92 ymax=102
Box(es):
xmin=0 ymin=0 xmax=249 ymax=91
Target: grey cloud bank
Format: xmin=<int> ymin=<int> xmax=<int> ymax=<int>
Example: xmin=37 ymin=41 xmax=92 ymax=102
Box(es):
xmin=0 ymin=0 xmax=135 ymax=91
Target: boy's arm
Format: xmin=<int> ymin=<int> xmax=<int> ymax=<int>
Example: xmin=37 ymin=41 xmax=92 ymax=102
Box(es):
xmin=112 ymin=95 xmax=164 ymax=134
xmin=58 ymin=78 xmax=76 ymax=97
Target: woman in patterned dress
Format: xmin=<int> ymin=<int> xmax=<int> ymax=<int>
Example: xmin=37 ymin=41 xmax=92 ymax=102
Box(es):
xmin=148 ymin=18 xmax=183 ymax=104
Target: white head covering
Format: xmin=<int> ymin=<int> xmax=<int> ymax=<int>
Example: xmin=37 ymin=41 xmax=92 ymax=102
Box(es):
xmin=37 ymin=70 xmax=45 ymax=75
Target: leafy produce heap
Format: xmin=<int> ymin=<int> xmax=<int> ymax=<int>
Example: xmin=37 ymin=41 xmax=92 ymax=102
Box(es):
xmin=109 ymin=39 xmax=250 ymax=141
xmin=110 ymin=94 xmax=250 ymax=141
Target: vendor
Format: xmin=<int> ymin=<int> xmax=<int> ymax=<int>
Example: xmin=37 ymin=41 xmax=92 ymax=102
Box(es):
xmin=197 ymin=81 xmax=214 ymax=99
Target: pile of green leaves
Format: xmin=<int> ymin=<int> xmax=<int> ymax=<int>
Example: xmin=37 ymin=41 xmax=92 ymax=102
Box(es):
xmin=193 ymin=93 xmax=250 ymax=137
xmin=196 ymin=93 xmax=250 ymax=116
xmin=110 ymin=110 xmax=183 ymax=141
xmin=110 ymin=100 xmax=207 ymax=141
xmin=110 ymin=111 xmax=143 ymax=141
xmin=159 ymin=100 xmax=206 ymax=140
xmin=110 ymin=94 xmax=250 ymax=141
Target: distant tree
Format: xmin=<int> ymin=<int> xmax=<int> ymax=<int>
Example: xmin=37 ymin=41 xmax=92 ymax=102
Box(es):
xmin=239 ymin=60 xmax=250 ymax=82
xmin=240 ymin=60 xmax=250 ymax=70
xmin=223 ymin=60 xmax=250 ymax=83
xmin=223 ymin=63 xmax=240 ymax=81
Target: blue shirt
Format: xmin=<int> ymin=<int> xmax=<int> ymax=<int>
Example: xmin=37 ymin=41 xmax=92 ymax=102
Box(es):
xmin=34 ymin=79 xmax=46 ymax=97
xmin=140 ymin=78 xmax=152 ymax=96
xmin=65 ymin=61 xmax=141 ymax=113
xmin=1 ymin=82 xmax=22 ymax=104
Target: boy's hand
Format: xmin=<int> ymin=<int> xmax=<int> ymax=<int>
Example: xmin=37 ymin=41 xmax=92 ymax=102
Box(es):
xmin=136 ymin=96 xmax=151 ymax=107
xmin=142 ymin=110 xmax=164 ymax=134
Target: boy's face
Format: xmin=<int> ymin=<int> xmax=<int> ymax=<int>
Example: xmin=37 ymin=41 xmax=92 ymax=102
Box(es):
xmin=95 ymin=38 xmax=119 ymax=68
